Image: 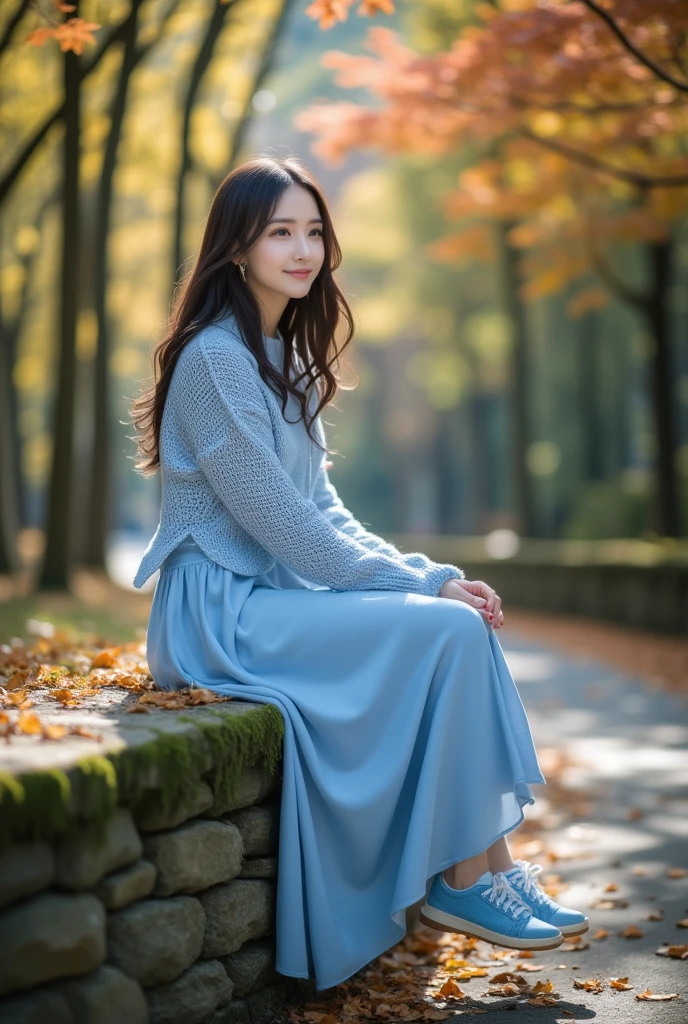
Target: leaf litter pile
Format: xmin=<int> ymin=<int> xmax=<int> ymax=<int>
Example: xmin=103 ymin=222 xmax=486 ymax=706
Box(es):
xmin=0 ymin=619 xmax=231 ymax=742
xmin=1 ymin=619 xmax=686 ymax=1019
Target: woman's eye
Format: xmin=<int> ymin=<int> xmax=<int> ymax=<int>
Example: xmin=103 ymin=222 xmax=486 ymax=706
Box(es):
xmin=271 ymin=228 xmax=323 ymax=236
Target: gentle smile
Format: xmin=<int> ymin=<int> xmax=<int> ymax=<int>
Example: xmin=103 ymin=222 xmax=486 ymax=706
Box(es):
xmin=284 ymin=269 xmax=312 ymax=277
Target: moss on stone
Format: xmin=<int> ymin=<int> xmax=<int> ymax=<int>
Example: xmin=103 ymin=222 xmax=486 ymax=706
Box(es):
xmin=0 ymin=703 xmax=284 ymax=853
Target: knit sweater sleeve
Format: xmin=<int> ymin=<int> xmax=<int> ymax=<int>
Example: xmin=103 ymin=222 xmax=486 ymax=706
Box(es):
xmin=310 ymin=426 xmax=466 ymax=581
xmin=179 ymin=340 xmax=463 ymax=596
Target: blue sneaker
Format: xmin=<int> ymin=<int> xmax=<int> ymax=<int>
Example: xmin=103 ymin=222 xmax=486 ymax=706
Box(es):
xmin=419 ymin=869 xmax=564 ymax=950
xmin=503 ymin=860 xmax=589 ymax=937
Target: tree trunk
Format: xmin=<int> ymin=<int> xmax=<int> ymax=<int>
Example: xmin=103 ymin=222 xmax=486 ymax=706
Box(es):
xmin=576 ymin=310 xmax=605 ymax=482
xmin=495 ymin=220 xmax=535 ymax=537
xmin=37 ymin=15 xmax=81 ymax=590
xmin=173 ymin=0 xmax=237 ymax=287
xmin=646 ymin=238 xmax=681 ymax=536
xmin=84 ymin=0 xmax=146 ymax=569
xmin=0 ymin=315 xmax=20 ymax=574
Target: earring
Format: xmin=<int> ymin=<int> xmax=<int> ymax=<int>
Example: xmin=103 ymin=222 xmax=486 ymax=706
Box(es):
xmin=238 ymin=261 xmax=247 ymax=281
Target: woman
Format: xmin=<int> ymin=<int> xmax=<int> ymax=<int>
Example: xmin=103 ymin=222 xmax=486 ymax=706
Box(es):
xmin=130 ymin=155 xmax=588 ymax=991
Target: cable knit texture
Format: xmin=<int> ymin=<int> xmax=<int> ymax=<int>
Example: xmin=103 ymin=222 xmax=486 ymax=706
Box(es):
xmin=132 ymin=310 xmax=465 ymax=594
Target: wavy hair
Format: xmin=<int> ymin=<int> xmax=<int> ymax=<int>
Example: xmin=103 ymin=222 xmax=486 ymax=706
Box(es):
xmin=129 ymin=155 xmax=356 ymax=473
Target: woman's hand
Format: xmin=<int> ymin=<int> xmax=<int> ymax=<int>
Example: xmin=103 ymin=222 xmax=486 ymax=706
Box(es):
xmin=438 ymin=578 xmax=504 ymax=630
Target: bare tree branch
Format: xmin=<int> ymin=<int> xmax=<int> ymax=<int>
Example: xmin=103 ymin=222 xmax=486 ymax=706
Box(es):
xmin=580 ymin=0 xmax=688 ymax=94
xmin=521 ymin=128 xmax=688 ymax=188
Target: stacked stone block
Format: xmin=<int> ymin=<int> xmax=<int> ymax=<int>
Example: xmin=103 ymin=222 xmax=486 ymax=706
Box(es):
xmin=0 ymin=764 xmax=295 ymax=1024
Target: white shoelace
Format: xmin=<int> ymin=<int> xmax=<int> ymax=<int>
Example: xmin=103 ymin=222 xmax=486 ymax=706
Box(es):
xmin=483 ymin=871 xmax=532 ymax=920
xmin=511 ymin=859 xmax=552 ymax=906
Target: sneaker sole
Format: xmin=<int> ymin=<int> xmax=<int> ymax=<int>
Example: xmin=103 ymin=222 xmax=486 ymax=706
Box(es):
xmin=558 ymin=919 xmax=590 ymax=937
xmin=419 ymin=905 xmax=564 ymax=951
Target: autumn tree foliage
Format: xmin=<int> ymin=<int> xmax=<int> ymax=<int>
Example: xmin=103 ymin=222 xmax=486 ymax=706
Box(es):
xmin=297 ymin=0 xmax=688 ymax=536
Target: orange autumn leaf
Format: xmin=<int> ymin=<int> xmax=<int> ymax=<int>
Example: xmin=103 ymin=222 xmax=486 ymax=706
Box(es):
xmin=16 ymin=711 xmax=42 ymax=734
xmin=358 ymin=0 xmax=395 ymax=16
xmin=573 ymin=978 xmax=604 ymax=993
xmin=304 ymin=0 xmax=351 ymax=30
xmin=656 ymin=944 xmax=688 ymax=959
xmin=5 ymin=670 xmax=30 ymax=691
xmin=49 ymin=688 xmax=77 ymax=705
xmin=489 ymin=983 xmax=522 ymax=996
xmin=438 ymin=977 xmax=465 ymax=998
xmin=610 ymin=977 xmax=633 ymax=991
xmin=43 ymin=723 xmax=68 ymax=740
xmin=91 ymin=648 xmax=121 ymax=669
xmin=667 ymin=867 xmax=687 ymax=878
xmin=636 ymin=989 xmax=680 ymax=1001
xmin=490 ymin=971 xmax=527 ymax=985
xmin=53 ymin=17 xmax=101 ymax=54
xmin=619 ymin=925 xmax=644 ymax=938
xmin=69 ymin=724 xmax=103 ymax=740
xmin=453 ymin=966 xmax=488 ymax=979
xmin=25 ymin=26 xmax=57 ymax=47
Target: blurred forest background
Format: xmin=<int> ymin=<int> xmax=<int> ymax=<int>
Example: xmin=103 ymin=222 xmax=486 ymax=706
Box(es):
xmin=1 ymin=0 xmax=687 ymax=598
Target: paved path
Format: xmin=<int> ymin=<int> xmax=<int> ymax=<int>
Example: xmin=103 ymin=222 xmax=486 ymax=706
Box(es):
xmin=447 ymin=628 xmax=688 ymax=1022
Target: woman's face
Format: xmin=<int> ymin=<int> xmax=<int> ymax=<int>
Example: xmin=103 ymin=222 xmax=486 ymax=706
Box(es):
xmin=241 ymin=184 xmax=326 ymax=303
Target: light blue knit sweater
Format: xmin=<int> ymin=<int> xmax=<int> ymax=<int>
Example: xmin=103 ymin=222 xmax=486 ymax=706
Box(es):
xmin=132 ymin=311 xmax=465 ymax=594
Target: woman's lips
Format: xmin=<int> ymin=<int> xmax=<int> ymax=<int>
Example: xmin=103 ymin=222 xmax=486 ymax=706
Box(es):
xmin=284 ymin=269 xmax=311 ymax=278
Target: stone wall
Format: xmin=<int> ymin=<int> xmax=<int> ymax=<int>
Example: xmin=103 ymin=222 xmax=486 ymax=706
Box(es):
xmin=0 ymin=701 xmax=307 ymax=1024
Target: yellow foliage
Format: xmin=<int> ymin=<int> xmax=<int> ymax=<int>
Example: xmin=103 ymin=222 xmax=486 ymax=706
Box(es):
xmin=110 ymin=348 xmax=147 ymax=379
xmin=527 ymin=112 xmax=564 ymax=138
xmin=23 ymin=433 xmax=53 ymax=486
xmin=406 ymin=349 xmax=469 ymax=409
xmin=14 ymin=227 xmax=41 ymax=257
xmin=355 ymin=291 xmax=413 ymax=345
xmin=14 ymin=356 xmax=48 ymax=394
xmin=76 ymin=308 xmax=97 ymax=363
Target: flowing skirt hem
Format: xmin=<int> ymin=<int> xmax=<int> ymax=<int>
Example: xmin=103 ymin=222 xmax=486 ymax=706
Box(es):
xmin=279 ymin=779 xmax=542 ymax=992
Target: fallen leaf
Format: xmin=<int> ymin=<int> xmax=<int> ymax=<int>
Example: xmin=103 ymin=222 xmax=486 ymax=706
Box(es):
xmin=609 ymin=977 xmax=633 ymax=990
xmin=438 ymin=978 xmax=465 ymax=998
xmin=573 ymin=978 xmax=604 ymax=993
xmin=16 ymin=711 xmax=42 ymax=734
xmin=90 ymin=648 xmax=121 ymax=669
xmin=636 ymin=989 xmax=679 ymax=1001
xmin=667 ymin=868 xmax=687 ymax=879
xmin=42 ymin=723 xmax=68 ymax=740
xmin=655 ymin=944 xmax=688 ymax=959
xmin=619 ymin=925 xmax=644 ymax=938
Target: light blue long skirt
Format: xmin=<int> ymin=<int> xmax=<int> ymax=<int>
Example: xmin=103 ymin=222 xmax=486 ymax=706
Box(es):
xmin=145 ymin=535 xmax=546 ymax=991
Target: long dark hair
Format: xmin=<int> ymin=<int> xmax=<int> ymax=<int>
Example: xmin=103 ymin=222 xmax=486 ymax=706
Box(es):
xmin=129 ymin=155 xmax=356 ymax=474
